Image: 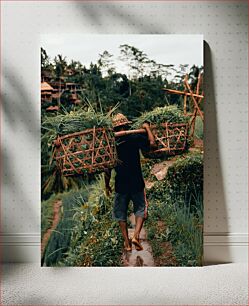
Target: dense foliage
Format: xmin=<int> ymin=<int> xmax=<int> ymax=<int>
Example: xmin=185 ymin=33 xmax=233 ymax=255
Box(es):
xmin=147 ymin=154 xmax=203 ymax=212
xmin=146 ymin=197 xmax=203 ymax=266
xmin=41 ymin=46 xmax=203 ymax=119
xmin=42 ymin=175 xmax=123 ymax=267
xmin=166 ymin=153 xmax=203 ymax=213
xmin=145 ymin=153 xmax=203 ymax=266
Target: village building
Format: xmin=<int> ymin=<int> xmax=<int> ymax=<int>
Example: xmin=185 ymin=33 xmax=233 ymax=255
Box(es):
xmin=65 ymin=82 xmax=81 ymax=92
xmin=41 ymin=75 xmax=82 ymax=108
xmin=50 ymin=79 xmax=66 ymax=92
xmin=41 ymin=82 xmax=54 ymax=103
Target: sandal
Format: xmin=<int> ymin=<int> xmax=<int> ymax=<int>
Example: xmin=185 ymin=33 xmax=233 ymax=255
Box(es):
xmin=132 ymin=236 xmax=143 ymax=251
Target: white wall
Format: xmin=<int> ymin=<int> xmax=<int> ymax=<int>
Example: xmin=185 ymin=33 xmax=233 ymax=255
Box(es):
xmin=1 ymin=1 xmax=248 ymax=263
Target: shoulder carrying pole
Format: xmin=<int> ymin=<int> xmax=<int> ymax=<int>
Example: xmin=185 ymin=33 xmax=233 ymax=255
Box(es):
xmin=114 ymin=128 xmax=146 ymax=137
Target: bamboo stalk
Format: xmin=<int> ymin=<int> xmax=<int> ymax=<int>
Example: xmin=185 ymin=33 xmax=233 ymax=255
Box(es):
xmin=183 ymin=80 xmax=188 ymax=115
xmin=184 ymin=81 xmax=204 ymax=121
xmin=56 ymin=127 xmax=109 ymax=141
xmin=165 ymin=123 xmax=170 ymax=152
xmin=196 ymin=73 xmax=201 ymax=95
xmin=184 ymin=95 xmax=187 ymax=115
xmin=91 ymin=126 xmax=96 ymax=172
xmin=163 ymin=88 xmax=204 ymax=99
xmin=189 ymin=94 xmax=203 ymax=138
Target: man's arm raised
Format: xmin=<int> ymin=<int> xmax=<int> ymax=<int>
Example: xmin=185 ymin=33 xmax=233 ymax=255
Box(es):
xmin=142 ymin=123 xmax=156 ymax=148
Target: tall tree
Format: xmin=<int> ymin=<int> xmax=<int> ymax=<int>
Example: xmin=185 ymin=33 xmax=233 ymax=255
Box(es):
xmin=41 ymin=48 xmax=55 ymax=81
xmin=54 ymin=54 xmax=67 ymax=79
xmin=41 ymin=47 xmax=50 ymax=69
xmin=54 ymin=54 xmax=67 ymax=105
xmin=119 ymin=44 xmax=148 ymax=80
xmin=98 ymin=51 xmax=115 ymax=76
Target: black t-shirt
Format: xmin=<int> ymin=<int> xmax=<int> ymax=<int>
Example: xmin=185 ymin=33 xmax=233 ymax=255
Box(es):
xmin=114 ymin=134 xmax=150 ymax=194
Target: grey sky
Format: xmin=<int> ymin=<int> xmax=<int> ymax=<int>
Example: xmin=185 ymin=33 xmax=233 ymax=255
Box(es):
xmin=41 ymin=34 xmax=203 ymax=73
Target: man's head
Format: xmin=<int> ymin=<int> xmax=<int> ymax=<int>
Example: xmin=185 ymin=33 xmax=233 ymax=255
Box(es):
xmin=112 ymin=113 xmax=132 ymax=132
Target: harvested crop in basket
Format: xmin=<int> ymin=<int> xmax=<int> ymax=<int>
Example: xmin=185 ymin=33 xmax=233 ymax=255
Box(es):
xmin=132 ymin=106 xmax=189 ymax=159
xmin=41 ymin=108 xmax=116 ymax=176
xmin=132 ymin=105 xmax=188 ymax=128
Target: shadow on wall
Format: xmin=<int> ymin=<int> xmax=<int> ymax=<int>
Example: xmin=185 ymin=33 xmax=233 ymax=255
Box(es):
xmin=203 ymin=41 xmax=230 ymax=264
xmin=1 ymin=67 xmax=38 ymax=135
xmin=74 ymin=2 xmax=168 ymax=34
xmin=1 ymin=66 xmax=39 ymax=234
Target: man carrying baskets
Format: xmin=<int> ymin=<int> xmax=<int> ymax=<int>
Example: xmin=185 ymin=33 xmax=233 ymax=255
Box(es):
xmin=105 ymin=113 xmax=156 ymax=252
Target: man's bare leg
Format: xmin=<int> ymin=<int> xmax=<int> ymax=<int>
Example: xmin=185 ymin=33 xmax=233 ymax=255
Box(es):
xmin=119 ymin=221 xmax=130 ymax=248
xmin=133 ymin=216 xmax=144 ymax=239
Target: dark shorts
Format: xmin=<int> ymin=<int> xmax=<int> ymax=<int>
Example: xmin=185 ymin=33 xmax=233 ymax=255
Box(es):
xmin=113 ymin=191 xmax=147 ymax=221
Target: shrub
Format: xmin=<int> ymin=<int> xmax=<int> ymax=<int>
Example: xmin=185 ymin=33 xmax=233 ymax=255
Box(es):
xmin=165 ymin=153 xmax=203 ymax=213
xmin=169 ymin=199 xmax=203 ymax=266
xmin=145 ymin=152 xmax=203 ymax=266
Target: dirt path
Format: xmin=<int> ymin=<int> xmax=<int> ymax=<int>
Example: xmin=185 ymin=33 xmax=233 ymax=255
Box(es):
xmin=122 ymin=214 xmax=155 ymax=267
xmin=122 ymin=159 xmax=176 ymax=267
xmin=41 ymin=200 xmax=62 ymax=257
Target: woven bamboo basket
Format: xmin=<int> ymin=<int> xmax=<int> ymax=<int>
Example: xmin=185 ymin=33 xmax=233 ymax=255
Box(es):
xmin=54 ymin=127 xmax=117 ymax=176
xmin=142 ymin=122 xmax=189 ymax=158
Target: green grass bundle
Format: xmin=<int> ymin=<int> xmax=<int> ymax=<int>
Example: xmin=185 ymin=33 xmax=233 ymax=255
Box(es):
xmin=132 ymin=105 xmax=188 ymax=129
xmin=42 ymin=108 xmax=113 ymax=144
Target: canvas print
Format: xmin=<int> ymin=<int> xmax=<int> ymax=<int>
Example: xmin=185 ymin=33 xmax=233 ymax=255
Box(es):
xmin=41 ymin=35 xmax=204 ymax=267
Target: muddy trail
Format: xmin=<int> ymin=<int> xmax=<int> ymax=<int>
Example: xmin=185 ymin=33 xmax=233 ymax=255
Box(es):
xmin=41 ymin=200 xmax=62 ymax=257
